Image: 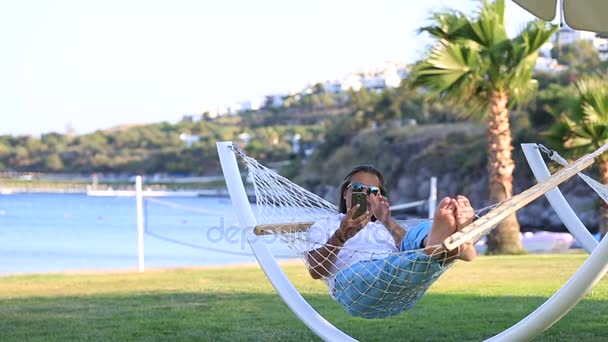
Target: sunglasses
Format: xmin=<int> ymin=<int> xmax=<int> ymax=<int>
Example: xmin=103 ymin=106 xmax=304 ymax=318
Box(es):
xmin=348 ymin=182 xmax=381 ymax=195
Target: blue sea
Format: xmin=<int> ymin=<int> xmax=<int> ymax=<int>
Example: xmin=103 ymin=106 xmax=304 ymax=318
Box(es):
xmin=0 ymin=193 xmax=294 ymax=275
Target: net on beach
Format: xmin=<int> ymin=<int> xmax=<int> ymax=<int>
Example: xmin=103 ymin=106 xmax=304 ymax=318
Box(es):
xmin=141 ymin=194 xmax=298 ymax=260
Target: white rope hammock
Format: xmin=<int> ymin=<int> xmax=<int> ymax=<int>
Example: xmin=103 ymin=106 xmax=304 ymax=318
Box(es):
xmin=217 ymin=141 xmax=608 ymax=341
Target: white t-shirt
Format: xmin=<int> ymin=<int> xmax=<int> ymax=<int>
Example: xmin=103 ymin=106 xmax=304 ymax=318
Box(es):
xmin=306 ymin=213 xmax=398 ymax=277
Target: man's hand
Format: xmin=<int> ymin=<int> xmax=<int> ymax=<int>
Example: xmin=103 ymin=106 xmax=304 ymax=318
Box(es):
xmin=335 ymin=204 xmax=372 ymax=244
xmin=369 ymin=193 xmax=391 ymax=225
xmin=369 ymin=193 xmax=406 ymax=247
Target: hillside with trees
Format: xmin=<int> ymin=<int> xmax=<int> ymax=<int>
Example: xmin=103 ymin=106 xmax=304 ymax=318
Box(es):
xmin=1 ymin=48 xmax=606 ymax=179
xmin=3 ymin=3 xmax=608 ymax=241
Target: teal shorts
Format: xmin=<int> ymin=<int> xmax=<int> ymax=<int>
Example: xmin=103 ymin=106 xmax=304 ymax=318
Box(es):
xmin=331 ymin=221 xmax=446 ymax=319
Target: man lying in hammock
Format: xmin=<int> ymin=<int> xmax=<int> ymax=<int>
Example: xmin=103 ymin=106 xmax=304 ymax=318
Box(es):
xmin=305 ymin=165 xmax=477 ymax=318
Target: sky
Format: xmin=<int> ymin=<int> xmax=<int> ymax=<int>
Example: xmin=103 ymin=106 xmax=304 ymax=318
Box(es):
xmin=0 ymin=0 xmax=541 ymax=136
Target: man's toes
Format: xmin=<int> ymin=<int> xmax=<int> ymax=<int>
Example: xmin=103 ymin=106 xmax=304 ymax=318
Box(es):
xmin=438 ymin=197 xmax=451 ymax=209
xmin=456 ymin=195 xmax=471 ymax=207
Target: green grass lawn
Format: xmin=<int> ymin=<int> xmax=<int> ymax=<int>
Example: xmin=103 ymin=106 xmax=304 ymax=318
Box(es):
xmin=1 ymin=254 xmax=607 ymax=341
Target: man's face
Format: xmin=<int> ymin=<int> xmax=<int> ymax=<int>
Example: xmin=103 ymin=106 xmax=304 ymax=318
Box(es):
xmin=344 ymin=171 xmax=381 ymax=210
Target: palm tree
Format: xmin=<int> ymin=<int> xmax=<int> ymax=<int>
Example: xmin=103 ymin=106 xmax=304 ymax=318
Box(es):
xmin=409 ymin=0 xmax=557 ymax=254
xmin=546 ymin=75 xmax=608 ymax=238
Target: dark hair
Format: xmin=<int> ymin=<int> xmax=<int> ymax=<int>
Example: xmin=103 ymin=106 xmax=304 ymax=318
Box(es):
xmin=338 ymin=165 xmax=387 ymax=214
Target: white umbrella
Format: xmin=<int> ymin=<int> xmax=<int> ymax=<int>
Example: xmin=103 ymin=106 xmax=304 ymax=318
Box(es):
xmin=513 ymin=0 xmax=608 ymax=33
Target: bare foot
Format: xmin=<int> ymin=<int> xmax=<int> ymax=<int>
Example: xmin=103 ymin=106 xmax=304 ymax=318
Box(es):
xmin=453 ymin=195 xmax=477 ymax=262
xmin=454 ymin=195 xmax=474 ymax=229
xmin=425 ymin=197 xmax=458 ymax=257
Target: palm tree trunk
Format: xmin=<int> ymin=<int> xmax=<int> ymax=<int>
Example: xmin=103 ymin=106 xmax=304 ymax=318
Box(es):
xmin=600 ymin=160 xmax=608 ymax=238
xmin=485 ymin=91 xmax=523 ymax=254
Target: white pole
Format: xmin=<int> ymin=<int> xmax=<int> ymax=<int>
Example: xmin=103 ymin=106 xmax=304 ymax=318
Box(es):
xmin=136 ymin=175 xmax=145 ymax=272
xmin=428 ymin=177 xmax=437 ymax=218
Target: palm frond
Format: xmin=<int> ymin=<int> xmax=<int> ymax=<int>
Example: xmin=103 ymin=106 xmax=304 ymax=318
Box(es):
xmin=419 ymin=10 xmax=469 ymax=41
xmin=470 ymin=0 xmax=507 ymax=46
xmin=512 ymin=21 xmax=558 ymax=59
xmin=564 ymin=136 xmax=593 ymax=150
xmin=546 ymin=75 xmax=608 ymax=158
xmin=410 ymin=39 xmax=488 ymax=117
xmin=411 ymin=0 xmax=555 ymax=121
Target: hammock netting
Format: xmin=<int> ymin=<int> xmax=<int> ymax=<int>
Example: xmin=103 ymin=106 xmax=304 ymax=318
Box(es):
xmin=229 ymin=142 xmax=608 ymax=318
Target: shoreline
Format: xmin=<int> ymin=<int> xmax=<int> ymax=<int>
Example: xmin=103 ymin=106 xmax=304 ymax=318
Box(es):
xmin=0 ymin=258 xmax=306 ymax=277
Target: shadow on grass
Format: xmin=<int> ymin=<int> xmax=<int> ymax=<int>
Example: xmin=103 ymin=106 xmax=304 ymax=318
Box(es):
xmin=0 ymin=291 xmax=607 ymax=341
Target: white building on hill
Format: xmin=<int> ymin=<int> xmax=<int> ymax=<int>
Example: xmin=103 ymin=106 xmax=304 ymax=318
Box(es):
xmin=179 ymin=133 xmax=200 ymax=147
xmin=319 ymin=61 xmax=408 ymax=95
xmin=552 ymin=26 xmax=608 ymax=61
xmin=203 ymin=61 xmax=409 ymax=117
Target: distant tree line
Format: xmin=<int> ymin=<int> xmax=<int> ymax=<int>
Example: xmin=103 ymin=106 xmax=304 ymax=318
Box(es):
xmin=0 ymin=29 xmax=606 ymax=180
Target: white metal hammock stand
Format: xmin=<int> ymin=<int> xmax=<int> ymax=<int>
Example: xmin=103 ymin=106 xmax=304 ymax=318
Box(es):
xmin=217 ymin=141 xmax=608 ymax=342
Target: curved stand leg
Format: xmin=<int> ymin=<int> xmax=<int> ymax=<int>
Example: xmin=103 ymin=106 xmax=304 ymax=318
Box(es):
xmin=521 ymin=143 xmax=598 ymax=254
xmin=486 ymin=229 xmax=608 ymax=341
xmin=485 ymin=143 xmax=608 ymax=341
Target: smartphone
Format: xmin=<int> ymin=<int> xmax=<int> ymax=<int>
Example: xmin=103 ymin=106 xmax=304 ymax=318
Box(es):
xmin=351 ymin=192 xmax=367 ymax=219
